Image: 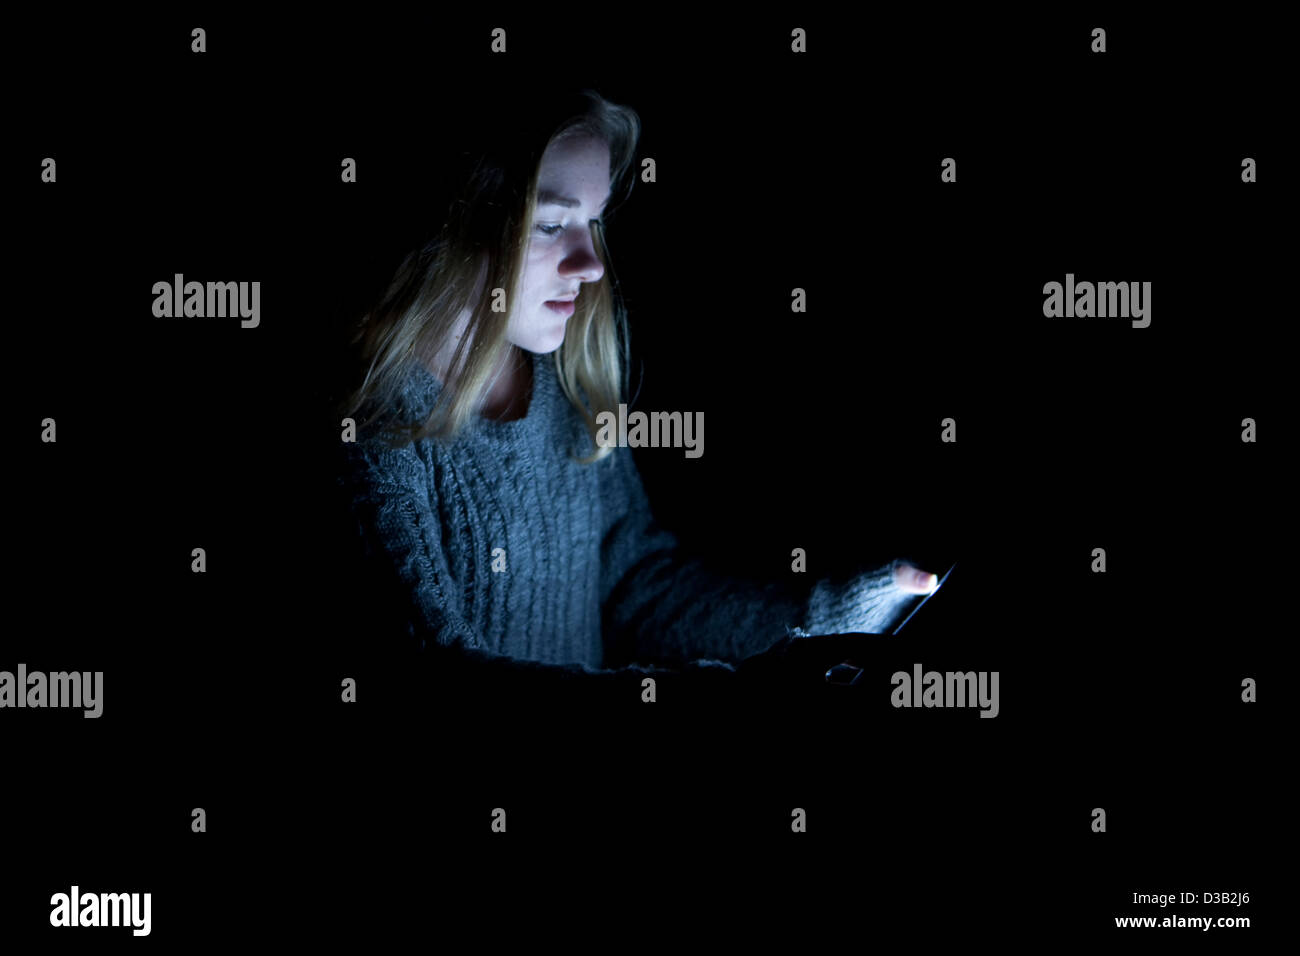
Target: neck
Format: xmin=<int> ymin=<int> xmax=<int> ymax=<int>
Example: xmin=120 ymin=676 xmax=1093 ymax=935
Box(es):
xmin=480 ymin=346 xmax=531 ymax=421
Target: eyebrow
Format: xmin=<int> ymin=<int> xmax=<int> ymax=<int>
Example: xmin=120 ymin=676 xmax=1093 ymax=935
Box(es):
xmin=537 ymin=189 xmax=612 ymax=211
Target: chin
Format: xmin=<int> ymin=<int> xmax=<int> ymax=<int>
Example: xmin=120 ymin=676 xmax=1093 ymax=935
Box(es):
xmin=527 ymin=331 xmax=566 ymax=355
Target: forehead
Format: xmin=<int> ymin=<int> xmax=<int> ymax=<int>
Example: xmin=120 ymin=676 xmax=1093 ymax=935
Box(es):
xmin=537 ymin=134 xmax=610 ymax=197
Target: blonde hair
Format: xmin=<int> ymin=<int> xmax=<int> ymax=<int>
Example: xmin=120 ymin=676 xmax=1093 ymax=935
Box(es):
xmin=338 ymin=89 xmax=641 ymax=465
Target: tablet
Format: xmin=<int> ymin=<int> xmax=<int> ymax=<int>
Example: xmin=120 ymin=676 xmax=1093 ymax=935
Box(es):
xmin=890 ymin=561 xmax=957 ymax=635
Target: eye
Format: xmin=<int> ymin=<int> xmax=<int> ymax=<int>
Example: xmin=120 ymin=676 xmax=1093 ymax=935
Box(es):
xmin=536 ymin=219 xmax=604 ymax=237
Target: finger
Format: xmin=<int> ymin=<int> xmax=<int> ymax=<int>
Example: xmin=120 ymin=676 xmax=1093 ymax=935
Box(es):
xmin=893 ymin=563 xmax=939 ymax=594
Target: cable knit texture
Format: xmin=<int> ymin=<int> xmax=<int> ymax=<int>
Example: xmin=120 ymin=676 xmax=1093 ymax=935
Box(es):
xmin=337 ymin=350 xmax=919 ymax=678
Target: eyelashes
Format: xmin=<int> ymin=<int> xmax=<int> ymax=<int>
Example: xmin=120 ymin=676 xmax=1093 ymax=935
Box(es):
xmin=536 ymin=219 xmax=604 ymax=237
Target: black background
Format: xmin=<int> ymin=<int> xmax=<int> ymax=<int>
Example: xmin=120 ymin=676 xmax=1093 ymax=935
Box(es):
xmin=7 ymin=9 xmax=1283 ymax=946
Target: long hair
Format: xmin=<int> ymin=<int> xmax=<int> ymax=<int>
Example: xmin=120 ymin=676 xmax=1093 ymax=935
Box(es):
xmin=337 ymin=88 xmax=642 ymax=465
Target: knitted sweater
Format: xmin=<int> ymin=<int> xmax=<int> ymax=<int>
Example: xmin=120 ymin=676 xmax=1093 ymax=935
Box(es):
xmin=337 ymin=349 xmax=919 ymax=682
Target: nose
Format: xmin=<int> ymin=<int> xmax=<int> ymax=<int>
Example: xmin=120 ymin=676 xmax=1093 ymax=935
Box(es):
xmin=558 ymin=229 xmax=604 ymax=285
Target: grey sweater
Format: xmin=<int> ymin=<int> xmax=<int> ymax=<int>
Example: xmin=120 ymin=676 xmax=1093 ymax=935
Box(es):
xmin=338 ymin=349 xmax=919 ymax=681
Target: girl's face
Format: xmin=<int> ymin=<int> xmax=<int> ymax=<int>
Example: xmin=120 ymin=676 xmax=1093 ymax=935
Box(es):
xmin=509 ymin=134 xmax=611 ymax=353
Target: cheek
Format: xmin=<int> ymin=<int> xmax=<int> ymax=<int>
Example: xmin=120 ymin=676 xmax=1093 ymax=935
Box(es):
xmin=520 ymin=250 xmax=544 ymax=287
xmin=523 ymin=253 xmax=553 ymax=291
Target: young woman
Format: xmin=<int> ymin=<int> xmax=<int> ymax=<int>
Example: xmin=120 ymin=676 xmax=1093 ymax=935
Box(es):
xmin=335 ymin=88 xmax=938 ymax=687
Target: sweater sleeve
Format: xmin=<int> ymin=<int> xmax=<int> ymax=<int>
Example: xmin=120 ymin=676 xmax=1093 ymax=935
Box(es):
xmin=337 ymin=437 xmax=689 ymax=690
xmin=598 ymin=445 xmax=922 ymax=668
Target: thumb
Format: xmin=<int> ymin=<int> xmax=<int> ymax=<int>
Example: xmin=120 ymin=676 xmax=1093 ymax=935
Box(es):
xmin=893 ymin=562 xmax=939 ymax=595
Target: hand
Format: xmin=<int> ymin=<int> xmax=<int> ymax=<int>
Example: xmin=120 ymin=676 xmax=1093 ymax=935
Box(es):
xmin=892 ymin=562 xmax=940 ymax=595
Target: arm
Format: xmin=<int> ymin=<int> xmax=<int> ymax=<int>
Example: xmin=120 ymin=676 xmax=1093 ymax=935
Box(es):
xmin=598 ymin=445 xmax=921 ymax=668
